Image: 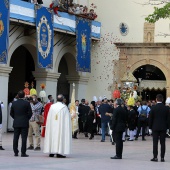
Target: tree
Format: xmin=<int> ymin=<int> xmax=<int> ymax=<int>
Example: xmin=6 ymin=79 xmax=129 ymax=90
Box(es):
xmin=145 ymin=3 xmax=170 ymax=23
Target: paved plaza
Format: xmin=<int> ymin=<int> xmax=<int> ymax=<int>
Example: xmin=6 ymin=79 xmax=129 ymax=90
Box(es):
xmin=0 ymin=133 xmax=170 ymax=170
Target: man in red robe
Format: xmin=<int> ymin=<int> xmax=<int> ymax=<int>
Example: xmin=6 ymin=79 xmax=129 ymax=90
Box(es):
xmin=41 ymin=99 xmax=54 ymax=137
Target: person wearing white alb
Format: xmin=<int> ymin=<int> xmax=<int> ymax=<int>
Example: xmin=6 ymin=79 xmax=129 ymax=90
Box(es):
xmin=44 ymin=94 xmax=72 ymax=158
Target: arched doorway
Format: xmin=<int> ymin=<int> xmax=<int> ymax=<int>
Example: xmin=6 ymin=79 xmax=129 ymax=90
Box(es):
xmin=8 ymin=45 xmax=35 ymax=102
xmin=133 ymin=65 xmax=166 ymax=100
xmin=57 ymin=56 xmax=70 ymax=105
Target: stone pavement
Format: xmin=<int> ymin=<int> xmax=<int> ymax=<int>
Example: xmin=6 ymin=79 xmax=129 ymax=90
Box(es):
xmin=0 ymin=133 xmax=170 ymax=170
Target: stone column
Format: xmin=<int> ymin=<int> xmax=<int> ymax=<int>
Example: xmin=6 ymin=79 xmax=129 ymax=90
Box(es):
xmin=0 ymin=66 xmax=13 ymax=132
xmin=33 ymin=71 xmax=60 ymax=102
xmin=66 ymin=75 xmax=89 ymax=101
xmin=166 ymin=87 xmax=170 ymax=98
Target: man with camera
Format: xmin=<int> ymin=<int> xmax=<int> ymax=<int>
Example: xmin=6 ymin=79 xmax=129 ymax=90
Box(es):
xmin=27 ymin=95 xmax=43 ymax=151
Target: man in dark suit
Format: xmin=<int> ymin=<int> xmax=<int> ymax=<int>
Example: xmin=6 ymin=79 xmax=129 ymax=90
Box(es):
xmin=10 ymin=90 xmax=32 ymax=157
xmin=149 ymin=94 xmax=169 ymax=162
xmin=98 ymin=97 xmax=112 ymax=142
xmin=110 ymin=99 xmax=126 ymax=159
xmin=78 ymin=99 xmax=85 ymax=133
xmin=78 ymin=99 xmax=90 ymax=137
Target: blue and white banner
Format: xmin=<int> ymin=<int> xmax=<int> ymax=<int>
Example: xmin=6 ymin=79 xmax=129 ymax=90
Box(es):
xmin=76 ymin=17 xmax=91 ymax=72
xmin=0 ymin=0 xmax=9 ymax=64
xmin=36 ymin=6 xmax=53 ymax=68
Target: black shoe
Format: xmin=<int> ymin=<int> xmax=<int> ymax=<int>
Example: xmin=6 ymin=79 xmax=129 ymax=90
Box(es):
xmin=49 ymin=154 xmax=55 ymax=157
xmin=27 ymin=145 xmax=34 ymax=150
xmin=34 ymin=147 xmax=41 ymax=151
xmin=161 ymin=158 xmax=165 ymax=162
xmin=89 ymin=136 xmax=94 ymax=140
xmin=57 ymin=154 xmax=66 ymax=158
xmin=111 ymin=155 xmax=122 ymax=159
xmin=73 ymin=136 xmax=78 ymax=139
xmin=122 ymin=140 xmax=125 ymax=142
xmin=14 ymin=153 xmax=18 ymax=157
xmin=21 ymin=154 xmax=29 ymax=157
xmin=142 ymin=138 xmax=146 ymax=141
xmin=101 ymin=140 xmax=105 ymax=142
xmin=127 ymin=139 xmax=134 ymax=141
xmin=135 ymin=137 xmax=138 ymax=140
xmin=0 ymin=146 xmax=5 ymax=150
xmin=112 ymin=142 xmax=115 ymax=145
xmin=85 ymin=134 xmax=88 ymax=137
xmin=150 ymin=158 xmax=158 ymax=162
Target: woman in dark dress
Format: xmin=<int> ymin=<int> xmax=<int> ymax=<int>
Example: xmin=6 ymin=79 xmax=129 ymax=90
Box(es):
xmin=85 ymin=101 xmax=96 ymax=139
xmin=127 ymin=105 xmax=136 ymax=141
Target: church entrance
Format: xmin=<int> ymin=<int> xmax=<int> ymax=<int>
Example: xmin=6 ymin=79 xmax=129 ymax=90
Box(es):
xmin=57 ymin=56 xmax=70 ymax=105
xmin=8 ymin=45 xmax=35 ymax=102
xmin=133 ymin=65 xmax=166 ymax=101
xmin=7 ymin=45 xmax=35 ymax=131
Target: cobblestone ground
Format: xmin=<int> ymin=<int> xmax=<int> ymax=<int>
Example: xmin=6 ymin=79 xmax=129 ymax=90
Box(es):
xmin=0 ymin=133 xmax=170 ymax=170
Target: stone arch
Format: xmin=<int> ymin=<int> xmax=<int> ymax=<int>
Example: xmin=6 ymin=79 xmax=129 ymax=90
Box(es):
xmin=8 ymin=36 xmax=37 ymax=67
xmin=129 ymin=59 xmax=169 ymax=85
xmin=54 ymin=46 xmax=78 ymax=75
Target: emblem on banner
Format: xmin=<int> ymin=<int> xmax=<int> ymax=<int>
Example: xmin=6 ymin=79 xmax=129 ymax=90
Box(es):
xmin=81 ymin=33 xmax=87 ymax=56
xmin=0 ymin=13 xmax=4 ymax=37
xmin=37 ymin=16 xmax=52 ymax=59
xmin=4 ymin=0 xmax=9 ymax=9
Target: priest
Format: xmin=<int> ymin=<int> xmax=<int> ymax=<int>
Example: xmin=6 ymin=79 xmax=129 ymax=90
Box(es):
xmin=44 ymin=94 xmax=72 ymax=158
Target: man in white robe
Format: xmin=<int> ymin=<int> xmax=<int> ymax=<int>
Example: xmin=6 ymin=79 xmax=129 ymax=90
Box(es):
xmin=44 ymin=94 xmax=72 ymax=158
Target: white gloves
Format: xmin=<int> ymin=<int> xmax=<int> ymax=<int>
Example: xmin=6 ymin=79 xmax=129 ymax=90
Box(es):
xmin=149 ymin=129 xmax=152 ymax=135
xmin=1 ymin=103 xmax=4 ymax=109
xmin=93 ymin=119 xmax=96 ymax=123
xmin=109 ymin=130 xmax=112 ymax=135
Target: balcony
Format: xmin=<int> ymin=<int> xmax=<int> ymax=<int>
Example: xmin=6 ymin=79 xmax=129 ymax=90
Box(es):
xmin=10 ymin=0 xmax=101 ymax=39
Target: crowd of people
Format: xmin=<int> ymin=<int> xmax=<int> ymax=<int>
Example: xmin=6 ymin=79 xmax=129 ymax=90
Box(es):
xmin=66 ymin=94 xmax=170 ymax=161
xmin=22 ymin=0 xmax=97 ymax=20
xmin=0 ymin=90 xmax=170 ymax=162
